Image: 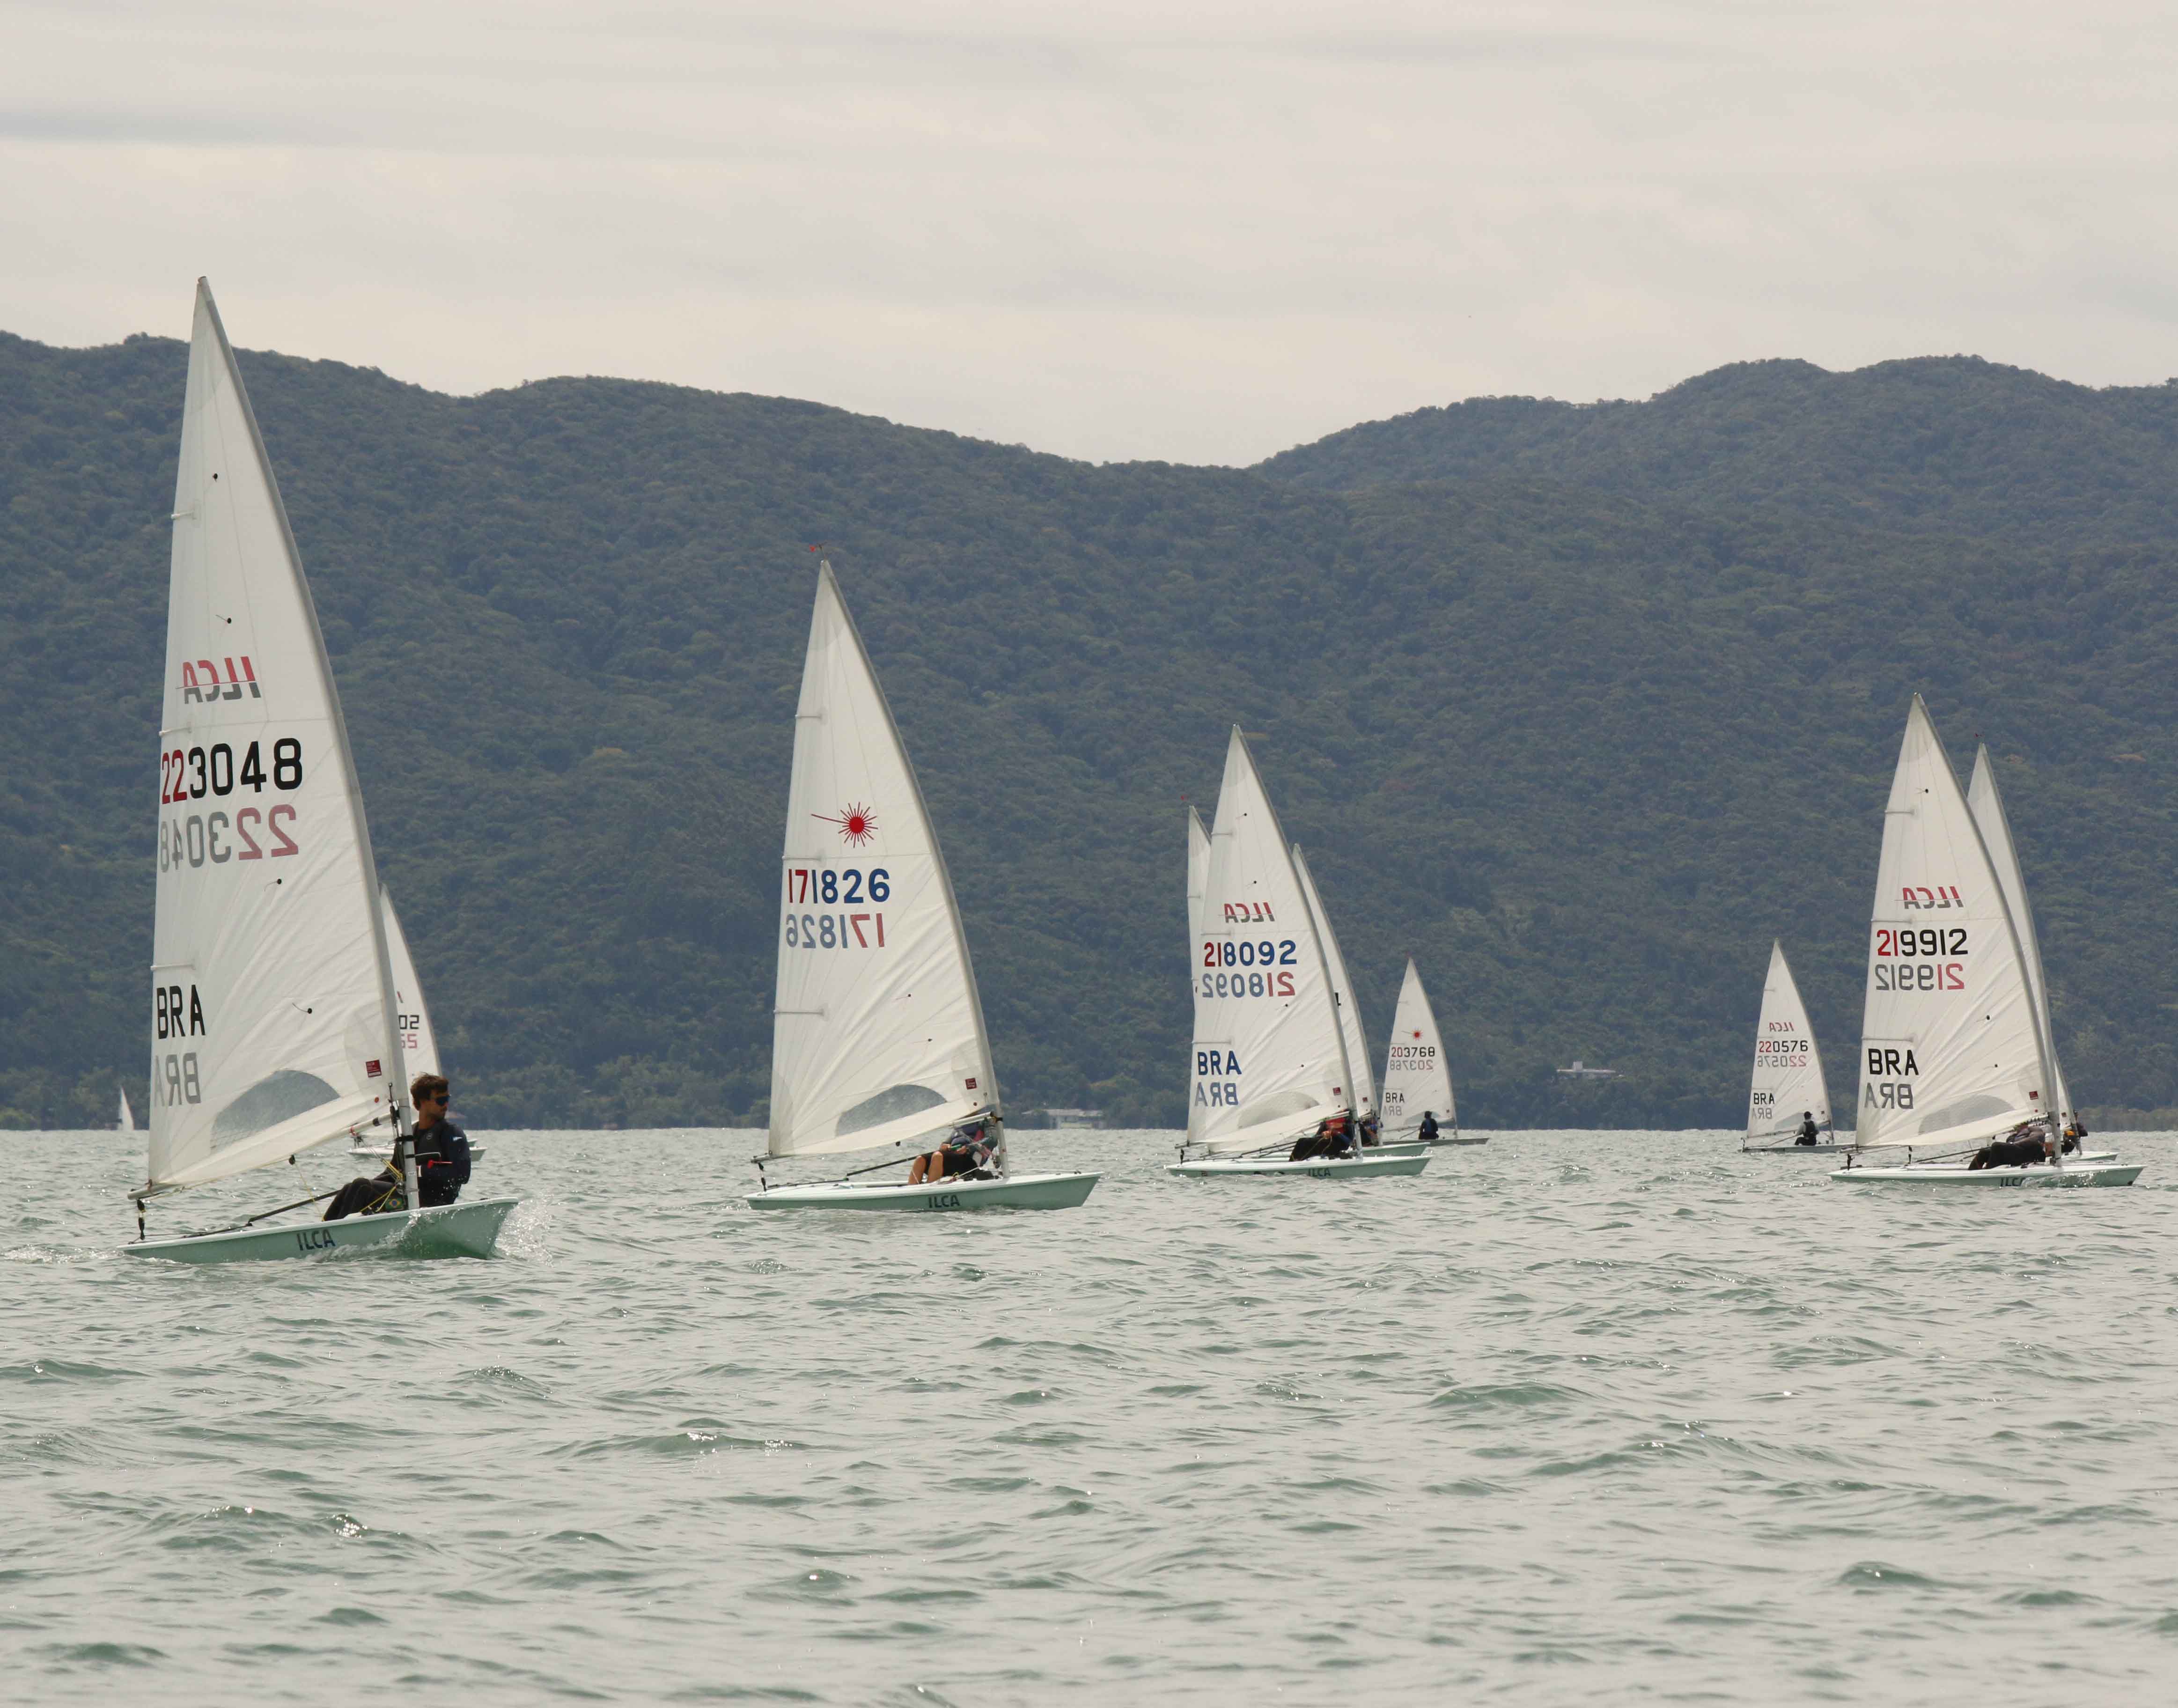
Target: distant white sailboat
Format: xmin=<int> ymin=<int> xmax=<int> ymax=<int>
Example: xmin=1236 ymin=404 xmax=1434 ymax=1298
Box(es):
xmin=746 ymin=564 xmax=1098 ymax=1211
xmin=1170 ymin=728 xmax=1425 ymax=1180
xmin=1380 ymin=958 xmax=1481 ymax=1145
xmin=125 ymin=281 xmax=519 ymax=1260
xmin=1739 ymin=941 xmax=1842 ymax=1153
xmin=1832 ymin=698 xmax=2137 ymax=1188
xmin=116 ymin=1085 xmax=134 ymax=1132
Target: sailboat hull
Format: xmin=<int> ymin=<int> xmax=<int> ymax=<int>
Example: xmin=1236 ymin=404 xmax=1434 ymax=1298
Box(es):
xmin=124 ymin=1196 xmax=520 ymax=1263
xmin=1828 ymin=1163 xmax=2141 ymax=1189
xmin=1166 ymin=1153 xmax=1430 ymax=1179
xmin=745 ymin=1171 xmax=1100 ymax=1212
xmin=1742 ymin=1143 xmax=1852 ymax=1155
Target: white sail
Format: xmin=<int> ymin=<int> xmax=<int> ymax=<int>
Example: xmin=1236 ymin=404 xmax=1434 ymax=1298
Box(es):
xmin=1186 ymin=803 xmax=1210 ymax=945
xmin=1381 ymin=958 xmax=1456 ymax=1136
xmin=117 ymin=1086 xmax=134 ymax=1132
xmin=1294 ymin=845 xmax=1375 ymax=1118
xmin=146 ymin=280 xmax=406 ymax=1195
xmin=1966 ymin=746 xmax=2071 ymax=1120
xmin=1188 ymin=728 xmax=1355 ymax=1155
xmin=1854 ymin=697 xmax=2053 ymax=1151
xmin=380 ymin=886 xmax=440 ymax=1080
xmin=1746 ymin=940 xmax=1831 ymax=1141
xmin=768 ymin=563 xmax=998 ymax=1159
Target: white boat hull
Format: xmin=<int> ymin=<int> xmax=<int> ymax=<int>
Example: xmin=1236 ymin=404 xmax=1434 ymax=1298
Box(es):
xmin=745 ymin=1171 xmax=1099 ymax=1212
xmin=1166 ymin=1152 xmax=1430 ymax=1179
xmin=1829 ymin=1162 xmax=2141 ymax=1189
xmin=1743 ymin=1143 xmax=1852 ymax=1155
xmin=125 ymin=1195 xmax=520 ymax=1263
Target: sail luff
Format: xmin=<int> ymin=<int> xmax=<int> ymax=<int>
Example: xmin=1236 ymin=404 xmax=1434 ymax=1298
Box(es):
xmin=1186 ymin=804 xmax=1210 ymax=947
xmin=1967 ymin=745 xmax=2071 ymax=1120
xmin=1293 ymin=844 xmax=1373 ymax=1117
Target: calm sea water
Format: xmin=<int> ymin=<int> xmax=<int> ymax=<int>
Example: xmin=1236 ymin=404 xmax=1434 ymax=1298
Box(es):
xmin=6 ymin=1127 xmax=2178 ymax=1705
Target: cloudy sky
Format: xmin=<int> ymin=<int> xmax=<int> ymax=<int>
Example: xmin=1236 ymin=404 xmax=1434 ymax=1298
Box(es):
xmin=6 ymin=0 xmax=2176 ymax=463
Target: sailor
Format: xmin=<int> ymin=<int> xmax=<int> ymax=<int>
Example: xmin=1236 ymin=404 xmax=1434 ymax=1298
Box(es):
xmin=1418 ymin=1110 xmax=1441 ymax=1145
xmin=1289 ymin=1111 xmax=1354 ymax=1163
xmin=2061 ymin=1119 xmax=2088 ymax=1156
xmin=909 ymin=1116 xmax=999 ymax=1185
xmin=1355 ymin=1112 xmax=1382 ymax=1149
xmin=408 ymin=1075 xmax=472 ymax=1207
xmin=1794 ymin=1112 xmax=1820 ymax=1146
xmin=1968 ymin=1122 xmax=2053 ymax=1171
xmin=322 ymin=1073 xmax=470 ymax=1221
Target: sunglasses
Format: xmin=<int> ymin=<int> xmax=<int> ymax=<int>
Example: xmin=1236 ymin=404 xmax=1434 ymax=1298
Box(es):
xmin=423 ymin=1092 xmax=450 ymax=1104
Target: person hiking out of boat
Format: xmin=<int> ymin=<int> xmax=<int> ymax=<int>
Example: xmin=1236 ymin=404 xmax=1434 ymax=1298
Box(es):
xmin=1969 ymin=1122 xmax=2053 ymax=1171
xmin=909 ymin=1117 xmax=998 ymax=1185
xmin=1354 ymin=1112 xmax=1382 ymax=1149
xmin=1794 ymin=1112 xmax=1820 ymax=1146
xmin=2061 ymin=1119 xmax=2088 ymax=1156
xmin=321 ymin=1073 xmax=470 ymax=1221
xmin=1289 ymin=1111 xmax=1355 ymax=1162
xmin=1418 ymin=1111 xmax=1440 ymax=1145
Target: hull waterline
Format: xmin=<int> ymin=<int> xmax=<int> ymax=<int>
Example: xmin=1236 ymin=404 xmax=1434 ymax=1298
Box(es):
xmin=745 ymin=1171 xmax=1100 ymax=1212
xmin=124 ymin=1195 xmax=520 ymax=1263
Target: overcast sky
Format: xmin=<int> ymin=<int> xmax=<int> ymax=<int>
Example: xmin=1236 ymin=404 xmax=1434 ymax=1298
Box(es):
xmin=6 ymin=1 xmax=2176 ymax=464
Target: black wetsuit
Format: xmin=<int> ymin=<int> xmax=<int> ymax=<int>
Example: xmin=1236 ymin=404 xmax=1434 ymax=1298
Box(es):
xmin=1970 ymin=1135 xmax=2047 ymax=1171
xmin=413 ymin=1119 xmax=472 ymax=1207
xmin=1418 ymin=1113 xmax=1440 ymax=1145
xmin=1795 ymin=1119 xmax=1819 ymax=1147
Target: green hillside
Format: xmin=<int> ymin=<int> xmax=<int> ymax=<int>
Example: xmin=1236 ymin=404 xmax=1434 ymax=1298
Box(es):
xmin=1258 ymin=357 xmax=2178 ymax=548
xmin=3 ymin=333 xmax=2173 ymax=1131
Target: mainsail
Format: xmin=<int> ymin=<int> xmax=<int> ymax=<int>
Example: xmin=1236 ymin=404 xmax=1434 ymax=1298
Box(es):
xmin=381 ymin=886 xmax=440 ymax=1080
xmin=1854 ymin=697 xmax=2053 ymax=1151
xmin=1966 ymin=746 xmax=2072 ymax=1121
xmin=1188 ymin=728 xmax=1355 ymax=1155
xmin=1746 ymin=940 xmax=1831 ymax=1141
xmin=117 ymin=1085 xmax=135 ymax=1132
xmin=767 ymin=564 xmax=998 ymax=1159
xmin=146 ymin=280 xmax=406 ymax=1196
xmin=1381 ymin=958 xmax=1456 ymax=1136
xmin=1294 ymin=845 xmax=1375 ymax=1119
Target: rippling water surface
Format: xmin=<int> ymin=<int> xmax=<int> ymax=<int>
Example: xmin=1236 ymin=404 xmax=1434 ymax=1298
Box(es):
xmin=7 ymin=1127 xmax=2178 ymax=1704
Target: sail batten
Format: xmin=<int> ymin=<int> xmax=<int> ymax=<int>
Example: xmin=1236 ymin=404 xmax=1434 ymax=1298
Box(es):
xmin=767 ymin=564 xmax=997 ymax=1160
xmin=1747 ymin=941 xmax=1831 ymax=1141
xmin=146 ymin=280 xmax=405 ymax=1196
xmin=1853 ymin=698 xmax=2052 ymax=1152
xmin=1187 ymin=729 xmax=1353 ymax=1155
xmin=1381 ymin=958 xmax=1456 ymax=1136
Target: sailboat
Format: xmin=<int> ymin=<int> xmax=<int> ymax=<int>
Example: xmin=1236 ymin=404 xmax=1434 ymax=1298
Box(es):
xmin=1739 ymin=941 xmax=1842 ymax=1153
xmin=1293 ymin=844 xmax=1378 ymax=1131
xmin=125 ymin=281 xmax=520 ymax=1260
xmin=745 ymin=564 xmax=1099 ymax=1211
xmin=1830 ymin=698 xmax=2138 ymax=1187
xmin=1380 ymin=958 xmax=1482 ymax=1145
xmin=116 ymin=1085 xmax=135 ymax=1132
xmin=1169 ymin=728 xmax=1426 ymax=1179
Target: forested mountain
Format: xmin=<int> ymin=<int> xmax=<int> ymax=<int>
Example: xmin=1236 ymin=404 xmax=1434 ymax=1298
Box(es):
xmin=4 ymin=333 xmax=2174 ymax=1130
xmin=1258 ymin=356 xmax=2178 ymax=548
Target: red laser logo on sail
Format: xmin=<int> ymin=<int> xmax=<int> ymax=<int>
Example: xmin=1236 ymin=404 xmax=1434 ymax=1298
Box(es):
xmin=815 ymin=802 xmax=877 ymax=847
